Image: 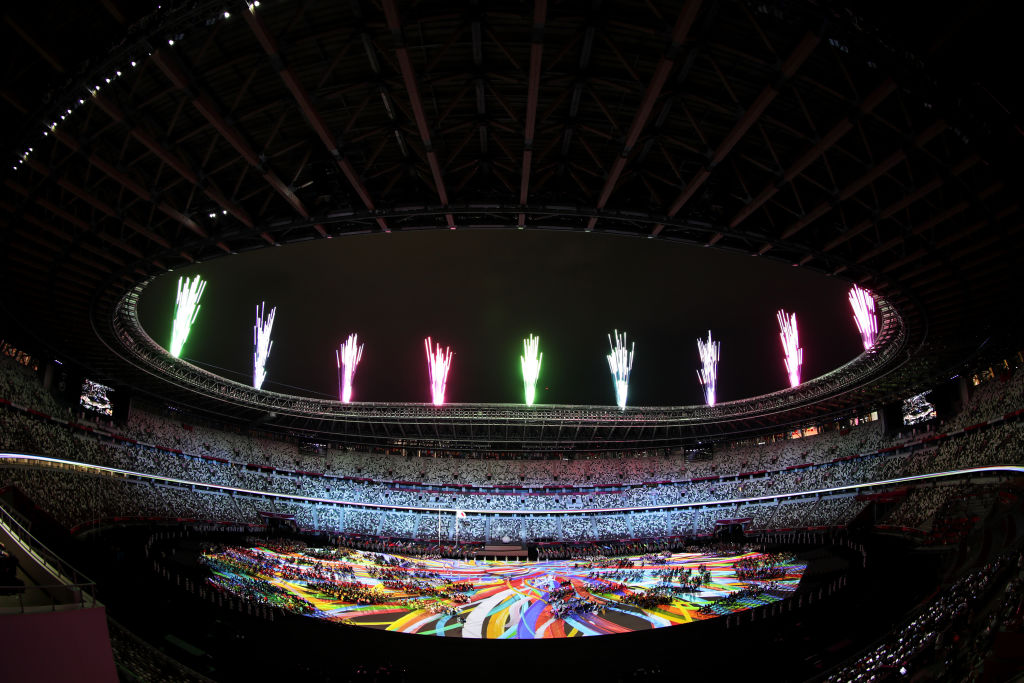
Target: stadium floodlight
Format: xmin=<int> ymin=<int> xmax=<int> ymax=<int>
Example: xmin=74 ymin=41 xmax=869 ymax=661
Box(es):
xmin=252 ymin=302 xmax=276 ymax=390
xmin=776 ymin=309 xmax=803 ymax=388
xmin=424 ymin=337 xmax=454 ymax=406
xmin=520 ymin=334 xmax=543 ymax=407
xmin=335 ymin=333 xmax=364 ymax=403
xmin=696 ymin=330 xmax=721 ymax=407
xmin=169 ymin=275 xmax=206 ymax=358
xmin=848 ymin=285 xmax=878 ymax=351
xmin=606 ymin=330 xmax=634 ymax=410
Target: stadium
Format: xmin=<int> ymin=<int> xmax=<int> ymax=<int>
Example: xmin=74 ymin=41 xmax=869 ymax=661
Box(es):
xmin=0 ymin=0 xmax=1022 ymax=681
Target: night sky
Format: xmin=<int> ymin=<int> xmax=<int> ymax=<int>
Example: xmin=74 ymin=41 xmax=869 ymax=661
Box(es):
xmin=137 ymin=230 xmax=864 ymax=406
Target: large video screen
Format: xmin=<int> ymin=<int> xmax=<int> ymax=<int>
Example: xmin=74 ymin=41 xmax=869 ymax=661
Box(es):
xmin=902 ymin=390 xmax=936 ymax=426
xmin=80 ymin=379 xmax=114 ymax=417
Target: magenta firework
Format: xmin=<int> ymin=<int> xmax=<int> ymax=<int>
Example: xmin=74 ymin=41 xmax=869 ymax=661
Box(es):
xmin=424 ymin=337 xmax=454 ymax=406
xmin=776 ymin=310 xmax=803 ymax=388
xmin=335 ymin=333 xmax=364 ymax=403
xmin=696 ymin=331 xmax=720 ymax=406
xmin=252 ymin=302 xmax=276 ymax=390
xmin=848 ymin=286 xmax=878 ymax=351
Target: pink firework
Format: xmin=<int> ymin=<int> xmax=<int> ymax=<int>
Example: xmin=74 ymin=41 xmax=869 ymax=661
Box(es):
xmin=335 ymin=333 xmax=364 ymax=403
xmin=848 ymin=285 xmax=878 ymax=351
xmin=776 ymin=309 xmax=803 ymax=388
xmin=696 ymin=330 xmax=720 ymax=407
xmin=424 ymin=337 xmax=454 ymax=406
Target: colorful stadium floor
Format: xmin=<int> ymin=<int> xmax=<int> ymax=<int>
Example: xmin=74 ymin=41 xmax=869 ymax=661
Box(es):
xmin=203 ymin=546 xmax=806 ymax=639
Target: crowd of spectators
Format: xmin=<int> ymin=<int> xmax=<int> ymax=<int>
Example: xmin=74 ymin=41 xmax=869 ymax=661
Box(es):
xmin=107 ymin=619 xmax=213 ymax=683
xmin=0 ymin=354 xmax=1021 ymax=543
xmin=883 ymin=485 xmax=970 ymax=530
xmin=945 ymin=369 xmax=1024 ymax=431
xmin=825 ymin=549 xmax=1024 ymax=682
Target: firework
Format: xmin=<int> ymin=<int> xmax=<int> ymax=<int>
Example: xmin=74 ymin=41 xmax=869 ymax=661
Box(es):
xmin=696 ymin=330 xmax=721 ymax=406
xmin=606 ymin=330 xmax=635 ymax=410
xmin=335 ymin=333 xmax=364 ymax=403
xmin=776 ymin=309 xmax=803 ymax=388
xmin=520 ymin=334 xmax=543 ymax=406
xmin=848 ymin=285 xmax=878 ymax=351
xmin=252 ymin=302 xmax=276 ymax=390
xmin=169 ymin=275 xmax=206 ymax=358
xmin=424 ymin=337 xmax=454 ymax=406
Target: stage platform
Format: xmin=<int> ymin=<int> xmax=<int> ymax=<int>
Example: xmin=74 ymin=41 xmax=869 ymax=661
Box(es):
xmin=203 ymin=546 xmax=806 ymax=639
xmin=474 ymin=544 xmax=528 ymax=559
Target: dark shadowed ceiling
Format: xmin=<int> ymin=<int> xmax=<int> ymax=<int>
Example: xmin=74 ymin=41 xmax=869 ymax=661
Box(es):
xmin=0 ymin=0 xmax=1020 ymax=422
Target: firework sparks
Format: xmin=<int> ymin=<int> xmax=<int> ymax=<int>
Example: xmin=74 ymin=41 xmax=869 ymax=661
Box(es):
xmin=776 ymin=309 xmax=803 ymax=388
xmin=169 ymin=275 xmax=206 ymax=358
xmin=520 ymin=334 xmax=543 ymax=406
xmin=606 ymin=330 xmax=635 ymax=410
xmin=848 ymin=285 xmax=878 ymax=351
xmin=335 ymin=333 xmax=364 ymax=403
xmin=252 ymin=302 xmax=276 ymax=390
xmin=424 ymin=337 xmax=454 ymax=406
xmin=696 ymin=330 xmax=721 ymax=407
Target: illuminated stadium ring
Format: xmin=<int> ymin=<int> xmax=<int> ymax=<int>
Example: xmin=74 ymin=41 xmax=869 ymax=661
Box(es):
xmin=5 ymin=0 xmax=1017 ymax=458
xmin=99 ymin=276 xmax=907 ymax=448
xmin=1 ymin=451 xmax=1020 ymax=517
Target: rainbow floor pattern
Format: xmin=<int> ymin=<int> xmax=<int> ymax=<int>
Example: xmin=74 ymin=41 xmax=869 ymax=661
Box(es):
xmin=203 ymin=546 xmax=805 ymax=638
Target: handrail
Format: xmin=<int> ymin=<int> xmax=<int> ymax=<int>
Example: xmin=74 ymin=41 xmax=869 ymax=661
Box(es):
xmin=0 ymin=495 xmax=96 ymax=591
xmin=0 ymin=583 xmax=98 ymax=614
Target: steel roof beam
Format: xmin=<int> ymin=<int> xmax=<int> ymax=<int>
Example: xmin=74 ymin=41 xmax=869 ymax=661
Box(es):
xmin=775 ymin=120 xmax=947 ymax=246
xmin=892 ymin=204 xmax=1018 ymax=279
xmin=708 ymin=79 xmax=897 ymax=244
xmin=857 ymin=196 xmax=978 ymax=264
xmin=150 ymin=49 xmax=319 ymax=242
xmin=879 ymin=183 xmax=1007 ymax=257
xmin=382 ymin=0 xmax=456 ymax=228
xmin=824 ymin=154 xmax=980 ymax=255
xmin=26 ymin=158 xmax=189 ymax=262
xmin=5 ymin=179 xmax=144 ymax=260
xmin=51 ymin=129 xmax=231 ymax=253
xmin=471 ymin=8 xmax=489 ymax=162
xmin=93 ymin=93 xmax=268 ymax=246
xmin=242 ymin=5 xmax=387 ymax=234
xmin=651 ymin=29 xmax=820 ymax=236
xmin=3 ymin=15 xmax=65 ymax=73
xmin=20 ymin=213 xmax=124 ymax=269
xmin=588 ymin=0 xmax=703 ymax=231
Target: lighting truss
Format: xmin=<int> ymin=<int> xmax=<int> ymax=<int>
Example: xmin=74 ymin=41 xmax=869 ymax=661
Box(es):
xmin=606 ymin=330 xmax=635 ymax=410
xmin=335 ymin=333 xmax=364 ymax=403
xmin=424 ymin=337 xmax=454 ymax=406
xmin=520 ymin=334 xmax=543 ymax=407
xmin=169 ymin=275 xmax=206 ymax=358
xmin=776 ymin=309 xmax=803 ymax=388
xmin=696 ymin=330 xmax=721 ymax=406
xmin=252 ymin=302 xmax=276 ymax=390
xmin=848 ymin=285 xmax=878 ymax=351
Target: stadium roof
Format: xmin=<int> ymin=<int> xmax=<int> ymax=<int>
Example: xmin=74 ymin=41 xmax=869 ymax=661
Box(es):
xmin=0 ymin=0 xmax=1021 ymax=442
